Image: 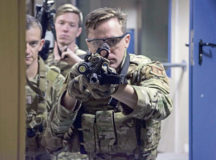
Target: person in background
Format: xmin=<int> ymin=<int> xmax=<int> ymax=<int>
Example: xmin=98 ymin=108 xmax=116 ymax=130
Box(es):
xmin=43 ymin=7 xmax=173 ymax=160
xmin=25 ymin=14 xmax=65 ymax=160
xmin=46 ymin=3 xmax=86 ymax=77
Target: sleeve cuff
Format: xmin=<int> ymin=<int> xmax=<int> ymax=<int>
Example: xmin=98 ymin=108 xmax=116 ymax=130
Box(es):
xmin=50 ymin=91 xmax=81 ymax=135
xmin=122 ymin=85 xmax=151 ymax=119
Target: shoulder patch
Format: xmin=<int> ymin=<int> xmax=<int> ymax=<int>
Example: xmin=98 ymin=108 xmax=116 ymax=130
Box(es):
xmin=147 ymin=61 xmax=166 ymax=77
xmin=150 ymin=65 xmax=164 ymax=76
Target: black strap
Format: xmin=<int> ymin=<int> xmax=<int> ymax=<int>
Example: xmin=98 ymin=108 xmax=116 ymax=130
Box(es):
xmin=26 ymin=78 xmax=45 ymax=100
xmin=109 ymin=52 xmax=130 ymax=108
xmin=120 ymin=52 xmax=130 ymax=78
xmin=134 ymin=119 xmax=144 ymax=160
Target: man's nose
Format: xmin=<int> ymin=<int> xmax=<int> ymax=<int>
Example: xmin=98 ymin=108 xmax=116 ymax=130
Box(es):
xmin=62 ymin=24 xmax=70 ymax=31
xmin=107 ymin=48 xmax=114 ymax=59
xmin=25 ymin=43 xmax=31 ymax=53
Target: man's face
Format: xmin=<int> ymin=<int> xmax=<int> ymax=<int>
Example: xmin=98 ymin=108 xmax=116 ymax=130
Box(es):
xmin=86 ymin=18 xmax=130 ymax=69
xmin=25 ymin=26 xmax=44 ymax=67
xmin=55 ymin=12 xmax=82 ymax=47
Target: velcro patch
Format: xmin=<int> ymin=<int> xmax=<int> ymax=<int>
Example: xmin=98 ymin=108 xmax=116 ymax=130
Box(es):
xmin=150 ymin=65 xmax=164 ymax=77
xmin=26 ymin=95 xmax=32 ymax=104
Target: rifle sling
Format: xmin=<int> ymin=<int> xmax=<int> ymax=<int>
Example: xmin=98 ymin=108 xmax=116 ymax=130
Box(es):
xmin=109 ymin=52 xmax=130 ymax=108
xmin=120 ymin=52 xmax=130 ymax=78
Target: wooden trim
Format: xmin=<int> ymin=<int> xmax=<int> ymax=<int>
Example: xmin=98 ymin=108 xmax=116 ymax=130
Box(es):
xmin=0 ymin=0 xmax=25 ymax=159
xmin=18 ymin=0 xmax=26 ymax=159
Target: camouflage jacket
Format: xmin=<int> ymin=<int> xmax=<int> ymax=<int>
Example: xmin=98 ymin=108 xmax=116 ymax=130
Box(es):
xmin=25 ymin=58 xmax=65 ymax=159
xmin=43 ymin=54 xmax=173 ymax=160
xmin=46 ymin=45 xmax=86 ymax=77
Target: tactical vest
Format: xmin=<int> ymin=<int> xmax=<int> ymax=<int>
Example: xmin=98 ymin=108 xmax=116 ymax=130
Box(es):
xmin=78 ymin=94 xmax=160 ymax=160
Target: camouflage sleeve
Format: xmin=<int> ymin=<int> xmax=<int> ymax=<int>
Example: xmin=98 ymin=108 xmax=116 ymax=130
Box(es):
xmin=50 ymin=72 xmax=65 ymax=107
xmin=49 ymin=91 xmax=81 ymax=136
xmin=42 ymin=81 xmax=81 ymax=153
xmin=49 ymin=72 xmax=81 ymax=136
xmin=125 ymin=61 xmax=173 ymax=121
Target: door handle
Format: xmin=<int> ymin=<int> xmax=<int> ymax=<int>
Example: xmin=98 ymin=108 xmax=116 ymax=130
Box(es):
xmin=199 ymin=39 xmax=216 ymax=65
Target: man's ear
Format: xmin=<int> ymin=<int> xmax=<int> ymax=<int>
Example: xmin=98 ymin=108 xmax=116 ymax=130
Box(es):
xmin=76 ymin=27 xmax=82 ymax=38
xmin=85 ymin=38 xmax=90 ymax=47
xmin=124 ymin=33 xmax=131 ymax=48
xmin=39 ymin=39 xmax=45 ymax=51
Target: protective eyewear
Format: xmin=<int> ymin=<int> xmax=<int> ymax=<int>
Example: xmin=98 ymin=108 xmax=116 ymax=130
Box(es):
xmin=86 ymin=32 xmax=128 ymax=48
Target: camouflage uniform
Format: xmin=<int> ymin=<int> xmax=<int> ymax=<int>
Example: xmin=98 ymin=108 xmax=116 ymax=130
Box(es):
xmin=26 ymin=58 xmax=65 ymax=160
xmin=46 ymin=45 xmax=86 ymax=77
xmin=43 ymin=54 xmax=173 ymax=160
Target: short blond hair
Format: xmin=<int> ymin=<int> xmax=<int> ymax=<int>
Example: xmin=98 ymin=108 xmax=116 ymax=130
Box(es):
xmin=85 ymin=7 xmax=127 ymax=36
xmin=55 ymin=4 xmax=83 ymax=27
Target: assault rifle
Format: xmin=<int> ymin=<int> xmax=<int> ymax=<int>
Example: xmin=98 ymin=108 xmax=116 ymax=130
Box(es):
xmin=77 ymin=43 xmax=126 ymax=85
xmin=36 ymin=0 xmax=56 ymax=60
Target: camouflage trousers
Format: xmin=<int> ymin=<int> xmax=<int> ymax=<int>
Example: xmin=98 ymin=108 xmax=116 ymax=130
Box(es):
xmin=51 ymin=149 xmax=158 ymax=160
xmin=87 ymin=149 xmax=158 ymax=160
xmin=50 ymin=149 xmax=157 ymax=160
xmin=25 ymin=151 xmax=51 ymax=160
xmin=26 ymin=135 xmax=51 ymax=160
xmin=52 ymin=152 xmax=89 ymax=160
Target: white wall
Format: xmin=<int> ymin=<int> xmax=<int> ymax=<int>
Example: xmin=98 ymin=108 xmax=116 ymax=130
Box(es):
xmin=171 ymin=0 xmax=189 ymax=153
xmin=158 ymin=0 xmax=189 ymax=154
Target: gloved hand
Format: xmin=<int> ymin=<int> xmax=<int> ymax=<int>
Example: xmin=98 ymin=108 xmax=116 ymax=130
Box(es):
xmin=87 ymin=66 xmax=119 ymax=99
xmin=67 ymin=59 xmax=119 ymax=100
xmin=87 ymin=82 xmax=119 ymax=99
xmin=67 ymin=63 xmax=91 ymax=101
xmin=67 ymin=75 xmax=91 ymax=101
xmin=69 ymin=63 xmax=81 ymax=78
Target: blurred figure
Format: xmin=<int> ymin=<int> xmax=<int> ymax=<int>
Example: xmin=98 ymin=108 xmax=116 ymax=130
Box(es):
xmin=25 ymin=14 xmax=65 ymax=160
xmin=46 ymin=4 xmax=86 ymax=76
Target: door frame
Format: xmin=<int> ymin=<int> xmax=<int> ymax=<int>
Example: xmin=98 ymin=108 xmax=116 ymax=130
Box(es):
xmin=0 ymin=0 xmax=25 ymax=159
